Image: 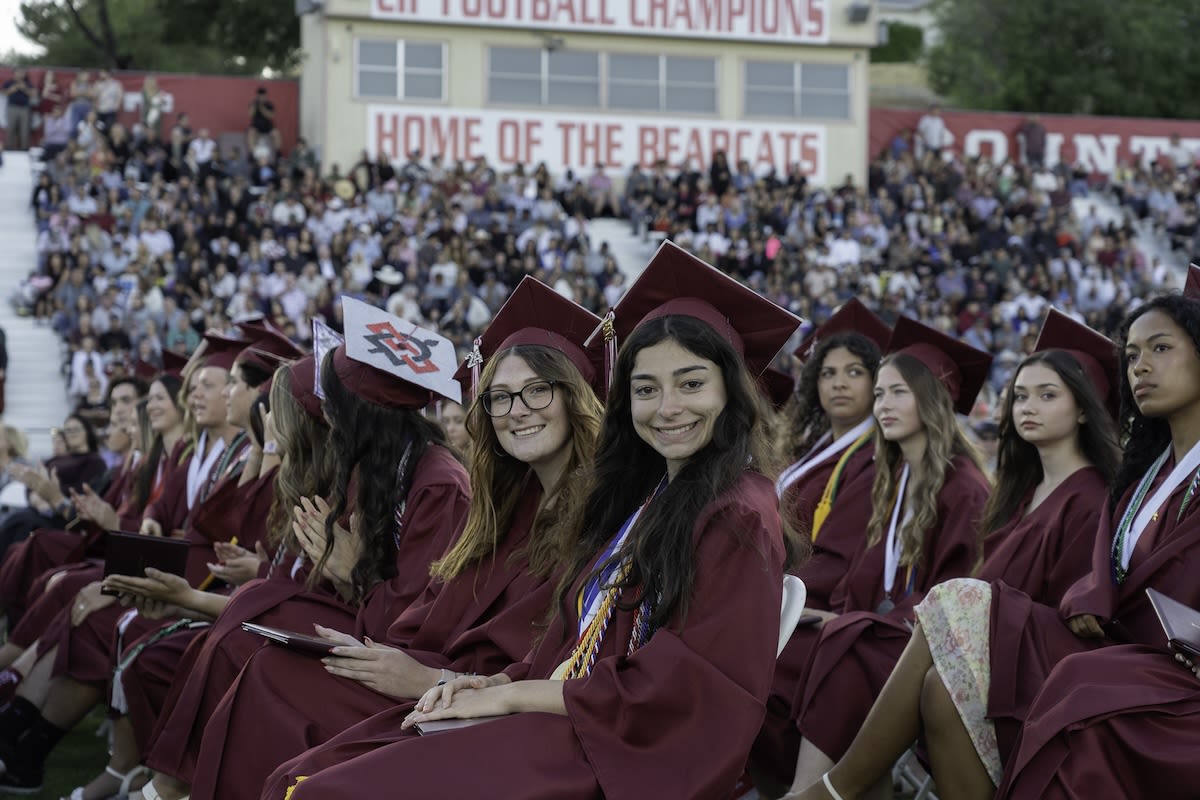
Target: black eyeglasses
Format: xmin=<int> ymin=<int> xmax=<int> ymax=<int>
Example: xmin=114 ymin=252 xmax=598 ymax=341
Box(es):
xmin=481 ymin=381 xmax=557 ymax=417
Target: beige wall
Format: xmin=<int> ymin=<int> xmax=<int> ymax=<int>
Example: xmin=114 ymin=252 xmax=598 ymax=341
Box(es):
xmin=301 ymin=1 xmax=872 ymax=186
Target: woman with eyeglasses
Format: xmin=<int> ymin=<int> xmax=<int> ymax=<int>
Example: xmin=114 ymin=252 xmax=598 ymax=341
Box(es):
xmin=273 ymin=243 xmax=795 ymax=800
xmin=190 ymin=279 xmax=607 ymax=800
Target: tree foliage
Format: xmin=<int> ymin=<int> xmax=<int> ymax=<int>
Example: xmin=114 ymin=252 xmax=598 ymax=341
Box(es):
xmin=927 ymin=0 xmax=1200 ymax=118
xmin=15 ymin=0 xmax=301 ymax=74
xmin=872 ymin=22 xmax=923 ymax=64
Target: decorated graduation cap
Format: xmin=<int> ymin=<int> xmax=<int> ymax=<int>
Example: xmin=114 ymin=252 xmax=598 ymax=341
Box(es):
xmin=334 ymin=295 xmax=462 ymax=409
xmin=286 ymin=353 xmax=325 ymax=424
xmin=1186 ymin=263 xmax=1200 ymax=299
xmin=455 ymin=276 xmax=603 ymax=400
xmin=793 ymin=297 xmax=891 ymax=363
xmin=589 ymin=240 xmax=803 ymax=380
xmin=885 ymin=316 xmax=993 ymax=416
xmin=759 ymin=367 xmax=797 ymax=411
xmin=1034 ymin=307 xmax=1118 ymax=408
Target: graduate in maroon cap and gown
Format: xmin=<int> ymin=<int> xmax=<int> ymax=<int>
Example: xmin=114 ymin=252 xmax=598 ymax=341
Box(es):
xmin=269 ymin=241 xmax=796 ymax=800
xmin=177 ymin=299 xmax=471 ymax=800
xmin=0 ymin=335 xmax=254 ymax=795
xmin=789 ymin=309 xmax=1123 ymax=800
xmin=176 ymin=279 xmax=607 ymax=800
xmin=986 ymin=295 xmax=1200 ymax=800
xmin=782 ymin=315 xmax=993 ymax=795
xmin=751 ymin=300 xmax=889 ymax=789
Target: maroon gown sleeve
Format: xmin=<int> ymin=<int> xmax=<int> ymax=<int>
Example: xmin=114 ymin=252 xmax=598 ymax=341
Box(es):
xmin=795 ymin=448 xmax=876 ymax=611
xmin=561 ymin=472 xmax=786 ymax=800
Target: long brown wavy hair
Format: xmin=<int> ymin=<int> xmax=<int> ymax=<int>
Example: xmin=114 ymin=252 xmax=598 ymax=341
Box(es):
xmin=431 ymin=345 xmax=603 ymax=581
xmin=266 ymin=363 xmax=332 ymax=549
xmin=867 ymin=353 xmax=988 ymax=568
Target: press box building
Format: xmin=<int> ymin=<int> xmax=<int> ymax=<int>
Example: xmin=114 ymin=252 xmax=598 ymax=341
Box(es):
xmin=297 ymin=0 xmax=877 ymax=187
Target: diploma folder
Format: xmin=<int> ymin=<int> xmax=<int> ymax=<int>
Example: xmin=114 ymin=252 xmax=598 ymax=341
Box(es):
xmin=101 ymin=531 xmax=189 ymax=596
xmin=240 ymin=622 xmax=338 ymax=657
xmin=1146 ymin=588 xmax=1200 ymax=659
xmin=415 ymin=715 xmax=509 ymax=735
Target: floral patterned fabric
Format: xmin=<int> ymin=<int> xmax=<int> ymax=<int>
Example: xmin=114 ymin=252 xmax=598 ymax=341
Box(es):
xmin=915 ymin=578 xmax=1003 ymax=785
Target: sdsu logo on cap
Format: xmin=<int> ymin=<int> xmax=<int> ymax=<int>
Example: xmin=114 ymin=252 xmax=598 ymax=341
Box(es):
xmin=340 ymin=296 xmax=462 ymax=405
xmin=364 ymin=321 xmax=441 ymax=375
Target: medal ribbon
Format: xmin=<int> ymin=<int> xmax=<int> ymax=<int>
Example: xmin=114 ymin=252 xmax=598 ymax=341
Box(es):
xmin=810 ymin=428 xmax=874 ymax=541
xmin=1111 ymin=440 xmax=1200 ymax=583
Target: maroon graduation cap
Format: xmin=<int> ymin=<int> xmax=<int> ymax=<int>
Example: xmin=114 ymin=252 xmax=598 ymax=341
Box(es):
xmin=1034 ymin=307 xmax=1118 ymax=408
xmin=454 ymin=276 xmax=603 ymax=401
xmin=334 ymin=296 xmax=462 ymax=410
xmin=885 ymin=316 xmax=993 ymax=416
xmin=194 ymin=331 xmax=249 ymax=372
xmin=759 ymin=367 xmax=797 ymax=411
xmin=1186 ymin=263 xmax=1200 ymax=300
xmin=161 ymin=349 xmax=189 ymax=379
xmin=235 ymin=327 xmax=305 ymax=377
xmin=793 ymin=297 xmax=891 ymax=363
xmin=589 ymin=240 xmax=803 ymax=379
xmin=286 ymin=353 xmax=325 ymax=423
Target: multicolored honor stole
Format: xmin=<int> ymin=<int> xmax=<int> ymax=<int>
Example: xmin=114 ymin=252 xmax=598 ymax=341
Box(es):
xmin=1111 ymin=442 xmax=1200 ymax=584
xmin=555 ymin=479 xmax=665 ymax=680
xmin=810 ymin=428 xmax=874 ymax=541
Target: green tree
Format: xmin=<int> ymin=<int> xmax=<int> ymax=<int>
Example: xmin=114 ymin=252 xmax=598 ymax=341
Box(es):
xmin=16 ymin=0 xmax=300 ymax=74
xmin=927 ymin=0 xmax=1200 ymax=118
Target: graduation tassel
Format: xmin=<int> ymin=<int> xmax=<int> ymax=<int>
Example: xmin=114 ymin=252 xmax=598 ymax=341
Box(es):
xmin=601 ymin=310 xmax=616 ymax=397
xmin=466 ymin=336 xmax=484 ymax=402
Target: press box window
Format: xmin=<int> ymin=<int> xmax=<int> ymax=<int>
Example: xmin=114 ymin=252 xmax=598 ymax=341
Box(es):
xmin=356 ymin=39 xmax=446 ymax=101
xmin=607 ymin=54 xmax=717 ymax=114
xmin=744 ymin=61 xmax=851 ymax=120
xmin=488 ymin=47 xmax=600 ymax=108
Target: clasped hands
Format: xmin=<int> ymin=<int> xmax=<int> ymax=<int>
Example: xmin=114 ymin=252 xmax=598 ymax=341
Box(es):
xmin=292 ymin=495 xmax=361 ymax=588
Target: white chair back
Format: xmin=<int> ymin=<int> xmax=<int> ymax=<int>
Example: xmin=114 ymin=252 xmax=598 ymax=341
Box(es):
xmin=778 ymin=574 xmax=808 ymax=657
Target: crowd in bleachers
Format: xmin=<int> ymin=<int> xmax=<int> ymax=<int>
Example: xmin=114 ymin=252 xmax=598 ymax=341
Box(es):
xmin=15 ymin=95 xmax=1199 ymax=433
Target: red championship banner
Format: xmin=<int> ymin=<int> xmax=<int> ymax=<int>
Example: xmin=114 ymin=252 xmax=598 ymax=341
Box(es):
xmin=0 ymin=66 xmax=299 ymax=152
xmin=371 ymin=0 xmax=830 ymax=45
xmin=870 ymin=107 xmax=1200 ymax=174
xmin=367 ymin=104 xmax=827 ymax=181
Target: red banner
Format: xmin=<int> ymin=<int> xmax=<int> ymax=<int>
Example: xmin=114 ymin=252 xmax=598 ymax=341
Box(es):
xmin=1 ymin=66 xmax=299 ymax=153
xmin=870 ymin=107 xmax=1200 ymax=174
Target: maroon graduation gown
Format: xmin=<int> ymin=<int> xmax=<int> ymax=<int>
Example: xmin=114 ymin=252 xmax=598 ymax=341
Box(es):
xmin=0 ymin=455 xmax=140 ymax=621
xmin=146 ymin=448 xmax=468 ymax=784
xmin=43 ymin=438 xmax=251 ymax=685
xmin=977 ymin=466 xmax=1108 ymax=758
xmin=982 ymin=461 xmax=1200 ymax=779
xmin=192 ymin=483 xmax=545 ymax=797
xmin=187 ymin=445 xmax=470 ymax=800
xmin=794 ymin=456 xmax=990 ymax=761
xmin=996 ymin=645 xmax=1200 ymax=800
xmin=120 ymin=466 xmax=280 ymax=753
xmin=752 ymin=445 xmax=876 ymax=784
xmin=266 ymin=471 xmax=785 ymax=800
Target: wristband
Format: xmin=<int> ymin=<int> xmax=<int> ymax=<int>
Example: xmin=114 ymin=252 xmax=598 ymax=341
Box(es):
xmin=436 ymin=668 xmax=456 ymax=686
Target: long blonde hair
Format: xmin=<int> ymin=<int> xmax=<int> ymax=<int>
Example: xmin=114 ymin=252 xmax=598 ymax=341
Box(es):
xmin=431 ymin=346 xmax=603 ymax=581
xmin=867 ymin=353 xmax=988 ymax=567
